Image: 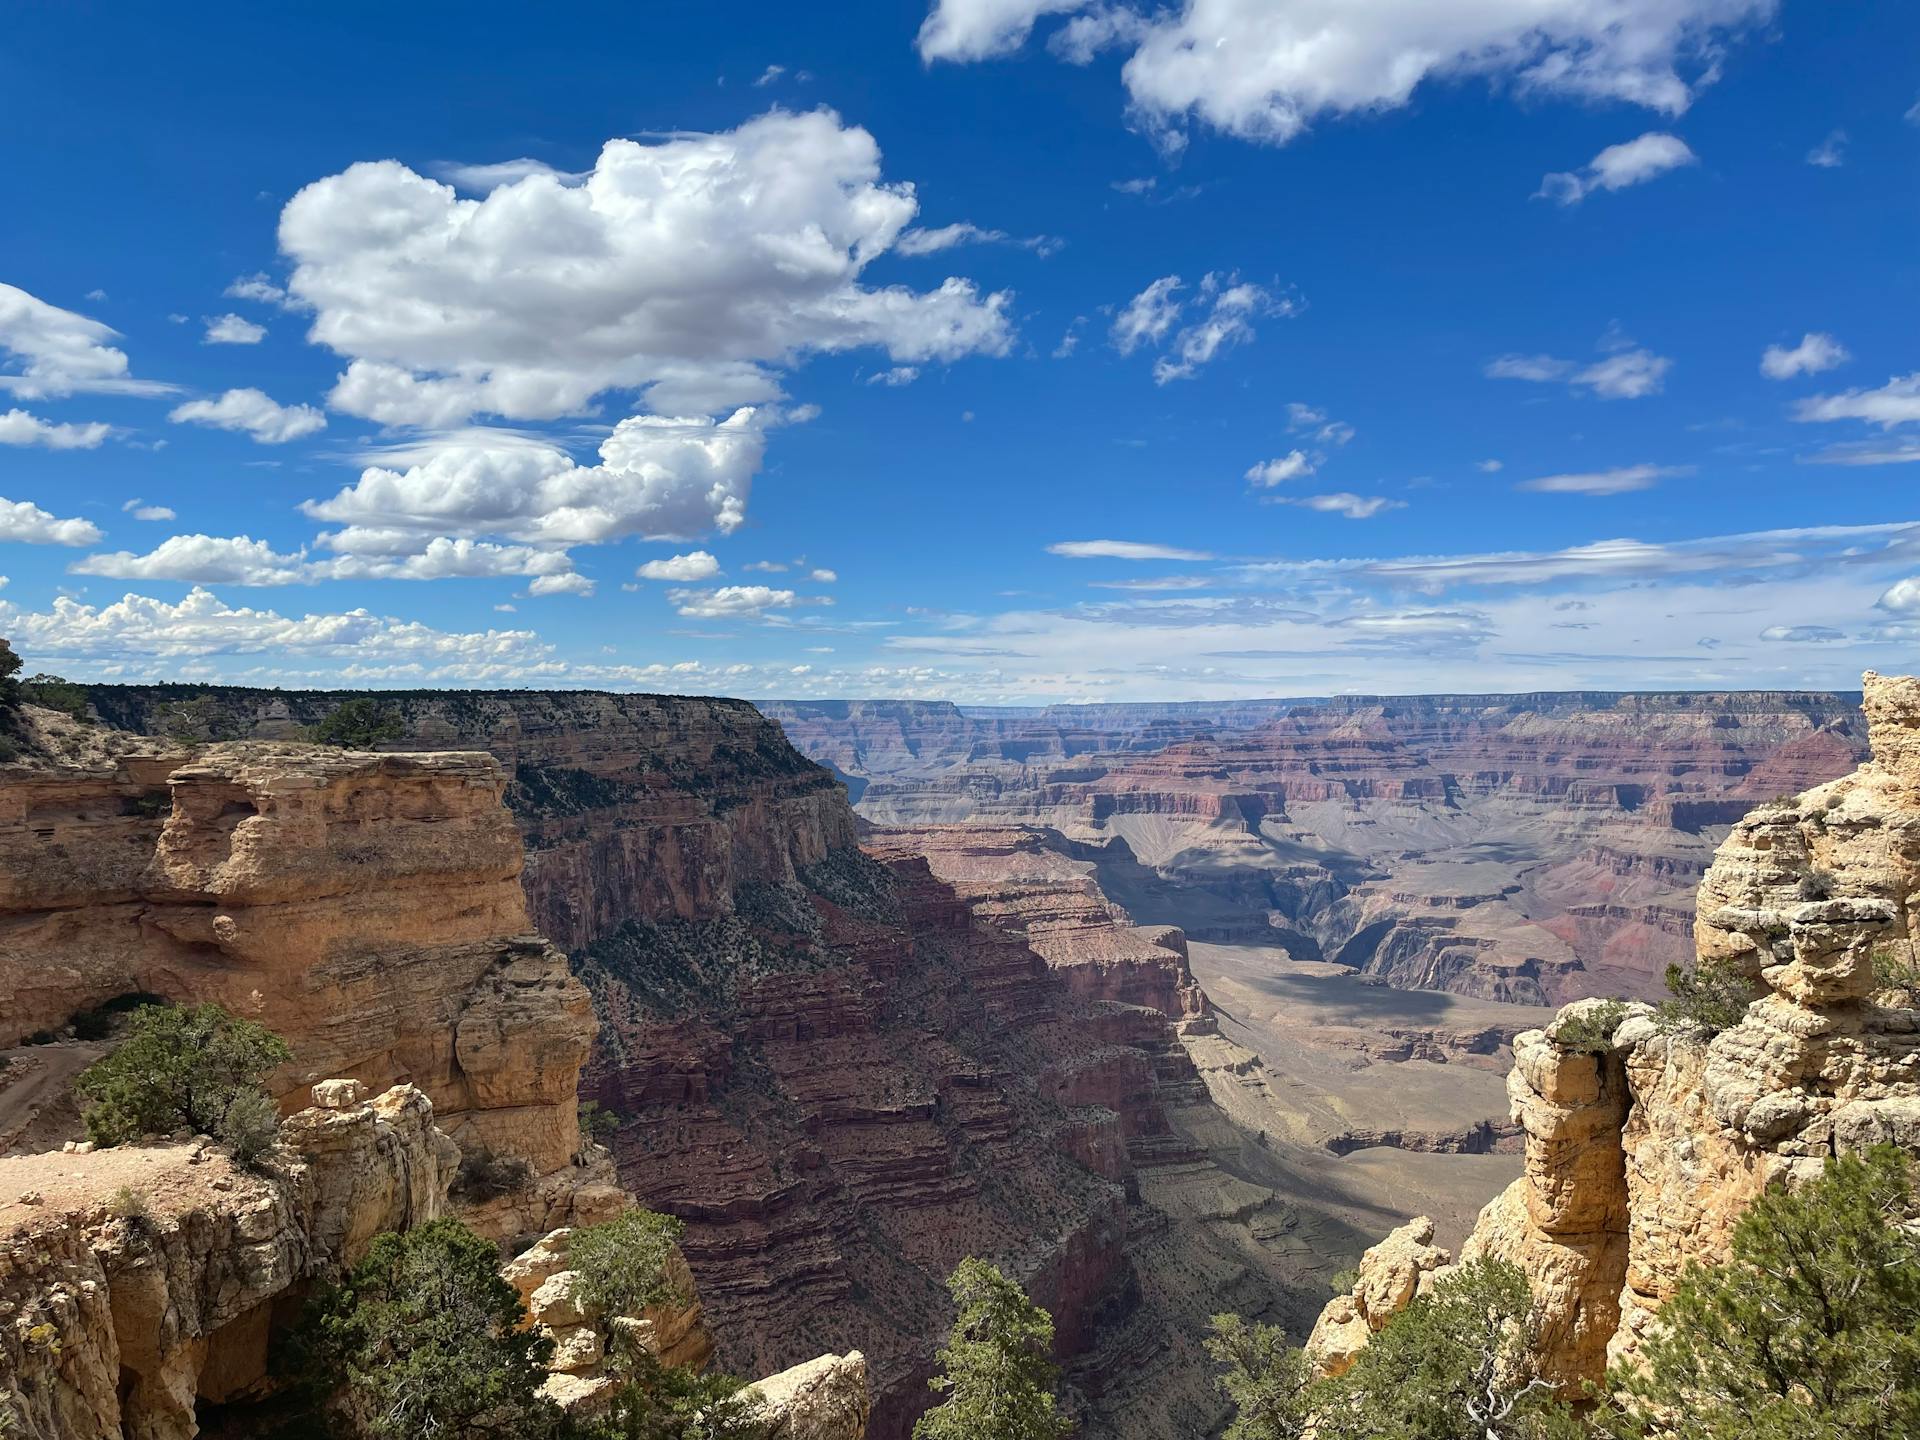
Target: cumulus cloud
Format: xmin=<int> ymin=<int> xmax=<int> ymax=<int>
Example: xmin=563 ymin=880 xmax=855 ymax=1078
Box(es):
xmin=0 ymin=586 xmax=551 ymax=668
xmin=1537 ymin=132 xmax=1697 ymax=204
xmin=0 ymin=283 xmax=176 ymax=399
xmin=1047 ymin=539 xmax=1213 ymax=561
xmin=203 ymin=313 xmax=266 ymax=345
xmin=122 ymin=499 xmax=176 ymax=521
xmin=1794 ymin=374 xmax=1920 ymax=428
xmin=809 ymin=568 xmax=838 ymax=582
xmin=0 ymin=497 xmax=102 ymax=546
xmin=1245 ymin=450 xmax=1315 ymax=487
xmin=1517 ymin=464 xmax=1681 ymax=495
xmin=916 ymin=0 xmax=1773 ymax=146
xmin=1879 ymin=577 xmax=1920 ymax=614
xmin=429 ymin=158 xmax=589 ymax=192
xmin=1271 ymin=492 xmax=1405 ymax=519
xmin=169 ymin=387 xmax=327 ymax=443
xmin=667 ymin=584 xmax=797 ymax=618
xmin=279 ymin=109 xmax=1014 ymax=426
xmin=72 ymin=533 xmax=587 ymax=590
xmin=636 ymin=550 xmax=722 ymax=581
xmin=1762 ymin=332 xmax=1850 ymax=380
xmin=303 ymin=410 xmax=768 ymax=549
xmin=0 ymin=408 xmax=109 ymax=449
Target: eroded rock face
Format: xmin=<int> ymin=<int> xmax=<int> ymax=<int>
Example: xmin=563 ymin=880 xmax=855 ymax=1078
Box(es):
xmin=1305 ymin=671 xmax=1920 ymax=1392
xmin=0 ymin=1083 xmax=456 ymax=1440
xmin=0 ymin=744 xmax=592 ymax=1177
xmin=751 ymin=1351 xmax=873 ymax=1440
xmin=1306 ymin=1216 xmax=1450 ymax=1379
xmin=766 ymin=691 xmax=1866 ymax=1005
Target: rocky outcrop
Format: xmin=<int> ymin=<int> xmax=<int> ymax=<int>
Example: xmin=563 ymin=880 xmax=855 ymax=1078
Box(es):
xmin=1305 ymin=671 xmax=1920 ymax=1393
xmin=0 ymin=1082 xmax=456 ymax=1440
xmin=750 ymin=1351 xmax=873 ymax=1440
xmin=0 ymin=743 xmax=593 ymax=1179
xmin=1306 ymin=1216 xmax=1450 ymax=1378
xmin=77 ymin=688 xmax=856 ymax=958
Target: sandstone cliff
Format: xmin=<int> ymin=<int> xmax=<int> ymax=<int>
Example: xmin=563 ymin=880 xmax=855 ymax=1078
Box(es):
xmin=0 ymin=739 xmax=593 ymax=1183
xmin=1307 ymin=670 xmax=1920 ymax=1391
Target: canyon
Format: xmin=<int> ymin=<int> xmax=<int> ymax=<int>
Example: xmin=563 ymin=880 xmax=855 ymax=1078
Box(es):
xmin=1309 ymin=669 xmax=1920 ymax=1392
xmin=6 ymin=676 xmax=1894 ymax=1440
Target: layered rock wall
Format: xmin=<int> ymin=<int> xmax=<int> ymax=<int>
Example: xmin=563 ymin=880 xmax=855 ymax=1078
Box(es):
xmin=1308 ymin=671 xmax=1920 ymax=1391
xmin=0 ymin=742 xmax=592 ymax=1175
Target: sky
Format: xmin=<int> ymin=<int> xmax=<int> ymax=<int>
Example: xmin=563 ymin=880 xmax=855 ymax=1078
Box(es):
xmin=2 ymin=0 xmax=1918 ymax=704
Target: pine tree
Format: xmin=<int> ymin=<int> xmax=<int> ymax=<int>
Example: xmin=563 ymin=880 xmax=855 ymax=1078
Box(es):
xmin=913 ymin=1258 xmax=1073 ymax=1440
xmin=1610 ymin=1145 xmax=1920 ymax=1440
xmin=1205 ymin=1314 xmax=1314 ymax=1440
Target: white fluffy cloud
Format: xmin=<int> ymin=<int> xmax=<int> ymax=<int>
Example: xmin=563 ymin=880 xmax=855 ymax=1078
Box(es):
xmin=1878 ymin=577 xmax=1920 ymax=614
xmin=1245 ymin=450 xmax=1315 ymax=487
xmin=0 ymin=408 xmax=109 ymax=449
xmin=667 ymin=584 xmax=797 ymax=618
xmin=0 ymin=497 xmax=102 ymax=546
xmin=72 ymin=533 xmax=586 ymax=590
xmin=280 ymin=109 xmax=1014 ymax=426
xmin=203 ymin=314 xmax=266 ymax=345
xmin=1761 ymin=332 xmax=1849 ymax=380
xmin=0 ymin=283 xmax=174 ymax=399
xmin=1111 ymin=276 xmax=1183 ymax=355
xmin=169 ymin=387 xmax=327 ymax=443
xmin=225 ymin=273 xmax=289 ymax=305
xmin=1538 ymin=132 xmax=1697 ymax=204
xmin=1794 ymin=374 xmax=1920 ymax=428
xmin=303 ymin=410 xmax=767 ymax=549
xmin=0 ymin=586 xmax=550 ymax=666
xmin=1048 ymin=539 xmax=1213 ymax=560
xmin=123 ymin=499 xmax=177 ymax=522
xmin=1517 ymin=464 xmax=1680 ymax=495
xmin=637 ymin=550 xmax=722 ymax=581
xmin=917 ymin=0 xmax=1773 ymax=146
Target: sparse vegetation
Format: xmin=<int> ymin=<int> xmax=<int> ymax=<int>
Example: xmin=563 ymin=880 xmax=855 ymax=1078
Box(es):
xmin=449 ymin=1143 xmax=532 ymax=1203
xmin=1652 ymin=958 xmax=1757 ymax=1038
xmin=1871 ymin=940 xmax=1920 ymax=997
xmin=19 ymin=673 xmax=89 ymax=719
xmin=106 ymin=1185 xmax=151 ymax=1224
xmin=73 ymin=1001 xmax=290 ymax=1162
xmin=1606 ymin=1146 xmax=1920 ymax=1440
xmin=590 ymin=1333 xmax=769 ymax=1440
xmin=569 ymin=1207 xmax=689 ymax=1319
xmin=1796 ymin=868 xmax=1839 ymax=901
xmin=1553 ymin=999 xmax=1629 ymax=1055
xmin=915 ymin=1258 xmax=1073 ymax=1440
xmin=313 ymin=698 xmax=405 ymax=750
xmin=579 ymin=1099 xmax=621 ymax=1142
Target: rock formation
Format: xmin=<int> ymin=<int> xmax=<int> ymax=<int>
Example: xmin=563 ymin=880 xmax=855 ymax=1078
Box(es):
xmin=0 ymin=1081 xmax=457 ymax=1440
xmin=764 ymin=690 xmax=1866 ymax=1005
xmin=0 ymin=741 xmax=593 ymax=1182
xmin=1306 ymin=670 xmax=1920 ymax=1392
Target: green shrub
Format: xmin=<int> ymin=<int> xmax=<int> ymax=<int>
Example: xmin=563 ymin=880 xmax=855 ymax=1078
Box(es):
xmin=579 ymin=1099 xmax=622 ymax=1142
xmin=1327 ymin=1266 xmax=1360 ymax=1296
xmin=74 ymin=1002 xmax=290 ymax=1156
xmin=1609 ymin=1146 xmax=1920 ymax=1440
xmin=449 ymin=1144 xmax=532 ymax=1204
xmin=569 ymin=1208 xmax=689 ymax=1320
xmin=19 ymin=674 xmax=89 ymax=719
xmin=1652 ymin=958 xmax=1757 ymax=1038
xmin=915 ymin=1258 xmax=1073 ymax=1440
xmin=589 ymin=1334 xmax=768 ymax=1440
xmin=313 ymin=698 xmax=405 ymax=750
xmin=1872 ymin=942 xmax=1920 ymax=996
xmin=279 ymin=1218 xmax=564 ymax=1440
xmin=1313 ymin=1260 xmax=1582 ymax=1440
xmin=1207 ymin=1314 xmax=1313 ymax=1440
xmin=1553 ymin=999 xmax=1629 ymax=1055
xmin=106 ymin=1185 xmax=150 ymax=1223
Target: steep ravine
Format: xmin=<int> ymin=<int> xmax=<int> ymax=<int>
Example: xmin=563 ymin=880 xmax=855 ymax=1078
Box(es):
xmin=72 ymin=684 xmax=1336 ymax=1440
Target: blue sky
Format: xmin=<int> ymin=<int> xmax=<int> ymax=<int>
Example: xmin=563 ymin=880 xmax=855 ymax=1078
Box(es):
xmin=2 ymin=0 xmax=1917 ymax=701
